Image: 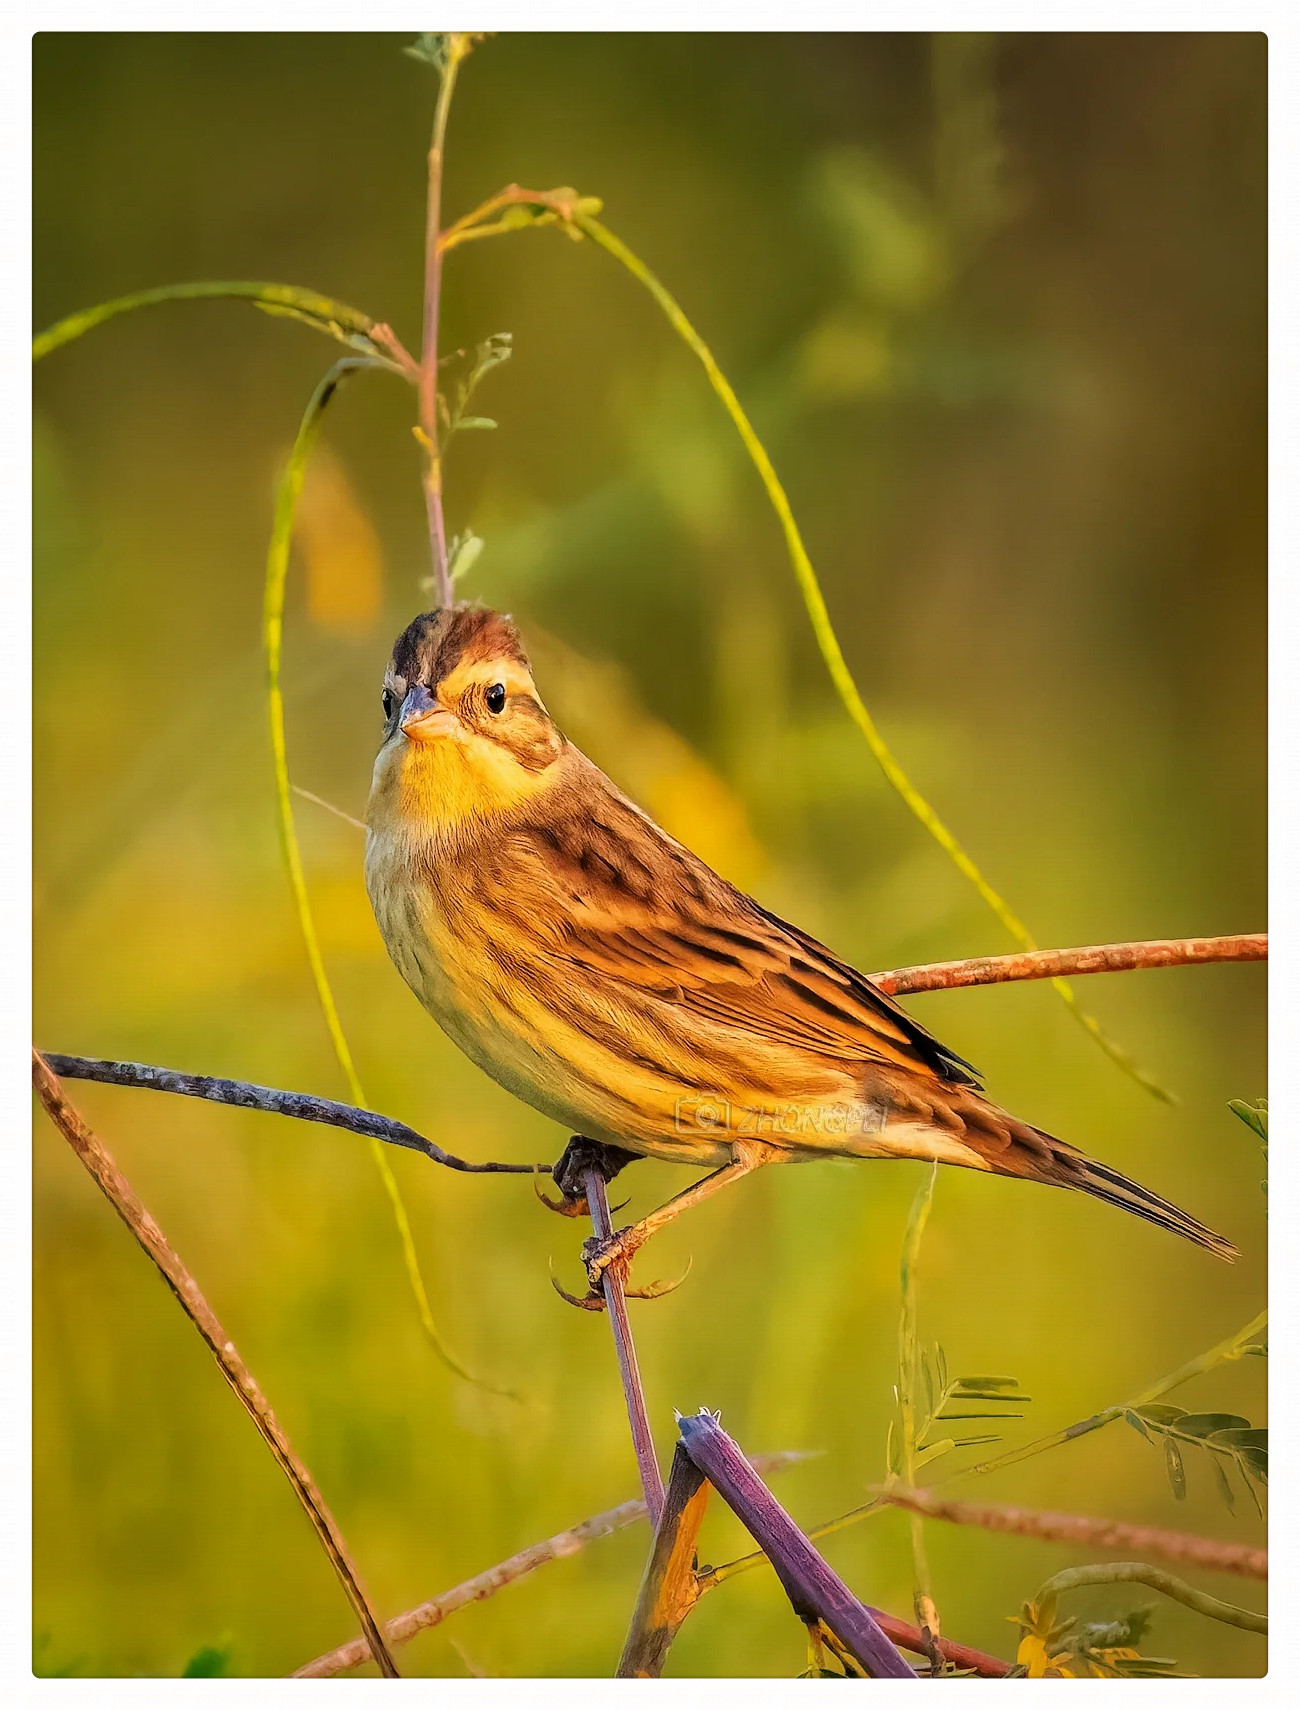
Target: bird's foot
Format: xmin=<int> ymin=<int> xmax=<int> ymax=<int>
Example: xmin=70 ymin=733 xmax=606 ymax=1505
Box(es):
xmin=581 ymin=1226 xmax=693 ymax=1300
xmin=581 ymin=1223 xmax=643 ymax=1286
xmin=537 ymin=1136 xmax=639 ymax=1218
xmin=549 ymin=1226 xmax=692 ymax=1312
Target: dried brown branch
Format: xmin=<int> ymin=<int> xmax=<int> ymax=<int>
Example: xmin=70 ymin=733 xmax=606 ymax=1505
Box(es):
xmin=854 ymin=1611 xmax=1010 ymax=1677
xmin=31 ymin=1048 xmax=401 ymax=1679
xmin=585 ymin=1167 xmax=667 ymax=1524
xmin=40 ymin=1053 xmax=545 ymax=1175
xmin=293 ymin=1450 xmax=808 ymax=1678
xmin=617 ymin=1445 xmax=711 ymax=1677
xmin=877 ymin=1485 xmax=1267 ymax=1581
xmin=871 ymin=933 xmax=1266 ymax=996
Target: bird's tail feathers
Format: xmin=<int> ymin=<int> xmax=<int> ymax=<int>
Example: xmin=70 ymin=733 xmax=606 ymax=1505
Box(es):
xmin=1057 ymin=1142 xmax=1238 ymax=1263
xmin=875 ymin=1080 xmax=1238 ymax=1263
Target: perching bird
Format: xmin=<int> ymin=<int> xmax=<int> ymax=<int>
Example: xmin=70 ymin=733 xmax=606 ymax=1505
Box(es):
xmin=364 ymin=604 xmax=1235 ymax=1285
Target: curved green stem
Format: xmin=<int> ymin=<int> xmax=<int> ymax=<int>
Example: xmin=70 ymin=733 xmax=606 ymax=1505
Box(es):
xmin=569 ymin=212 xmax=1169 ymax=1102
xmin=1037 ymin=1563 xmax=1265 ymax=1636
xmin=33 ymin=280 xmax=383 ymax=363
xmin=897 ymin=1168 xmax=938 ymax=1645
xmin=440 ymin=192 xmax=1167 ymax=1100
xmin=264 ymin=359 xmax=512 ymax=1399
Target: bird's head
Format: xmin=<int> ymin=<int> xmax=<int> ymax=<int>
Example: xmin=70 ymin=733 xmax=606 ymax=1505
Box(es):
xmin=368 ymin=605 xmax=564 ymax=842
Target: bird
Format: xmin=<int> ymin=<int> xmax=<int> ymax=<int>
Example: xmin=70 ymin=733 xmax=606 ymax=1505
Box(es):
xmin=364 ymin=603 xmax=1236 ymax=1290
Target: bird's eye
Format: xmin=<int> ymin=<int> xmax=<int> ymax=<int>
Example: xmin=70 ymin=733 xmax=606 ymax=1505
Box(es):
xmin=485 ymin=682 xmax=507 ymax=715
xmin=382 ymin=688 xmax=396 ymax=722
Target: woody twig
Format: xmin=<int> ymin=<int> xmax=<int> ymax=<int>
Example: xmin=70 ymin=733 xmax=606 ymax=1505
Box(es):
xmin=31 ymin=1049 xmax=401 ymax=1679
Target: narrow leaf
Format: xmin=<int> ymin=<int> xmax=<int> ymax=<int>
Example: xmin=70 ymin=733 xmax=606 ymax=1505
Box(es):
xmin=1164 ymin=1439 xmax=1187 ymax=1500
xmin=1124 ymin=1410 xmax=1155 ymax=1443
xmin=1210 ymin=1454 xmax=1237 ymax=1513
xmin=914 ymin=1438 xmax=955 ymax=1470
xmin=1136 ymin=1405 xmax=1188 ymax=1427
xmin=1177 ymin=1413 xmax=1251 ymax=1439
xmin=1227 ymin=1099 xmax=1268 ymax=1142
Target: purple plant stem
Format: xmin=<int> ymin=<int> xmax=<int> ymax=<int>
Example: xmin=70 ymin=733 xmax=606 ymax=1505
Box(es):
xmin=677 ymin=1412 xmax=916 ymax=1679
xmin=584 ymin=1167 xmax=665 ymax=1525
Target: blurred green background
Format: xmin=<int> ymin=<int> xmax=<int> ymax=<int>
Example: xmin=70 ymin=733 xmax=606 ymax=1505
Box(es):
xmin=33 ymin=31 xmax=1266 ymax=1680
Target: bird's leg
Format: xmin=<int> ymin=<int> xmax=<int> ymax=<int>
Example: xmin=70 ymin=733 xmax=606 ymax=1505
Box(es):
xmin=583 ymin=1151 xmax=765 ymax=1289
xmin=535 ymin=1135 xmax=639 ymax=1217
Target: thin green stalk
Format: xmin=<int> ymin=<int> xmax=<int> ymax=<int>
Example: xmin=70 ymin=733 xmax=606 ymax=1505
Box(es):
xmin=570 ymin=212 xmax=1169 ymax=1103
xmin=1036 ymin=1563 xmax=1265 ymax=1637
xmin=708 ymin=1306 xmax=1266 ymax=1587
xmin=33 ymin=280 xmax=381 ymax=363
xmin=959 ymin=1308 xmax=1268 ymax=1482
xmin=419 ymin=37 xmax=474 ymax=605
xmin=265 ymin=359 xmax=509 ymax=1398
xmin=897 ymin=1167 xmax=939 ymax=1652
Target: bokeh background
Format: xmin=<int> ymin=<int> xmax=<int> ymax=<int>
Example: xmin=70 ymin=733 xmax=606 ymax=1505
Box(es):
xmin=33 ymin=32 xmax=1266 ymax=1679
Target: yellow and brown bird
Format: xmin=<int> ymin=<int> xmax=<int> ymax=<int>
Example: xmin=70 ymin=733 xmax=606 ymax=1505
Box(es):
xmin=364 ymin=605 xmax=1235 ymax=1283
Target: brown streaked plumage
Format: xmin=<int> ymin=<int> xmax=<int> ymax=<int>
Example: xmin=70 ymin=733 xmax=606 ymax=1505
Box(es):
xmin=364 ymin=605 xmax=1236 ymax=1269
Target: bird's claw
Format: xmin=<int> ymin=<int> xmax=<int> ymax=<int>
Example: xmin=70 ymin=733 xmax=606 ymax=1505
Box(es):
xmin=625 ymin=1256 xmax=693 ymax=1300
xmin=532 ymin=1171 xmax=588 ymax=1217
xmin=549 ymin=1272 xmax=606 ymax=1311
xmin=551 ymin=1239 xmax=691 ymax=1310
xmin=548 ymin=1254 xmax=605 ymax=1310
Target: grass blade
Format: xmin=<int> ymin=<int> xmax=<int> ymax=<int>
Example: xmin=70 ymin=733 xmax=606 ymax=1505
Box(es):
xmin=569 ymin=212 xmax=1170 ymax=1102
xmin=264 ymin=359 xmax=512 ymax=1399
xmin=33 ymin=280 xmax=382 ymax=362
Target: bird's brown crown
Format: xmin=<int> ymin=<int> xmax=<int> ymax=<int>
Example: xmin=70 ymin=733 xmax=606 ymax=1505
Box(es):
xmin=389 ymin=605 xmax=532 ymax=693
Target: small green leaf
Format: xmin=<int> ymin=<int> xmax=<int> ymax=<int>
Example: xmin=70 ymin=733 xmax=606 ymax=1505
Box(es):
xmin=1124 ymin=1409 xmax=1155 ymax=1443
xmin=1136 ymin=1404 xmax=1187 ymax=1427
xmin=954 ymin=1375 xmax=1021 ymax=1390
xmin=1210 ymin=1454 xmax=1237 ymax=1513
xmin=920 ymin=1347 xmax=935 ymax=1423
xmin=469 ymin=331 xmax=513 ymax=380
xmin=914 ymin=1437 xmax=955 ymax=1469
xmin=1164 ymin=1438 xmax=1186 ymax=1500
xmin=448 ymin=532 xmax=484 ymax=583
xmin=455 ymin=415 xmax=497 ymax=432
xmin=885 ymin=1418 xmax=900 ymax=1476
xmin=1177 ymin=1413 xmax=1251 ymax=1439
xmin=937 ymin=1410 xmax=1025 ymax=1421
xmin=1211 ymin=1427 xmax=1268 ymax=1483
xmin=1227 ymin=1099 xmax=1267 ymax=1142
xmin=404 ymin=33 xmax=451 ymax=69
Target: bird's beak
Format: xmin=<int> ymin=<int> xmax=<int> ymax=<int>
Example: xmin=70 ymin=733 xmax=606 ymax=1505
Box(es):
xmin=400 ymin=683 xmax=457 ymax=743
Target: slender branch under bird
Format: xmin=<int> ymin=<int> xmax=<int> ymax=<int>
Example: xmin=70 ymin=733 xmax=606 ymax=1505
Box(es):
xmin=584 ymin=1168 xmax=667 ymax=1524
xmin=38 ymin=1054 xmax=546 ymax=1175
